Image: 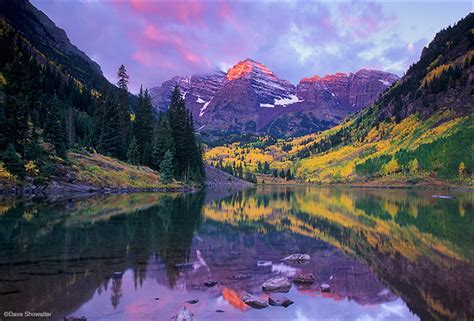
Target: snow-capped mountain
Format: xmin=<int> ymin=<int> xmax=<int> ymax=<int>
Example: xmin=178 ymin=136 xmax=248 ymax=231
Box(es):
xmin=150 ymin=59 xmax=399 ymax=139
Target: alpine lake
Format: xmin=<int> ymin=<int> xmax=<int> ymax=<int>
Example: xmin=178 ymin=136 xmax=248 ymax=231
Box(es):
xmin=0 ymin=186 xmax=472 ymax=321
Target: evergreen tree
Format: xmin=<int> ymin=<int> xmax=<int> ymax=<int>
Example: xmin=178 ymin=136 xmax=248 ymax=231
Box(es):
xmin=2 ymin=144 xmax=24 ymax=178
xmin=44 ymin=96 xmax=68 ymax=158
xmin=127 ymin=136 xmax=140 ymax=165
xmin=285 ymin=168 xmax=292 ymax=180
xmin=279 ymin=169 xmax=285 ymax=178
xmin=117 ymin=64 xmax=130 ymax=159
xmin=99 ymin=90 xmax=121 ymax=158
xmin=152 ymin=115 xmax=175 ymax=170
xmin=160 ymin=149 xmax=174 ymax=184
xmin=168 ymin=86 xmax=205 ymax=183
xmin=135 ymin=87 xmax=154 ymax=165
xmin=272 ymin=168 xmax=278 ymax=178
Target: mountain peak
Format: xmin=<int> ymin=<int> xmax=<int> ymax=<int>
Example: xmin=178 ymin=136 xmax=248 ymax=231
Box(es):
xmin=226 ymin=59 xmax=274 ymax=80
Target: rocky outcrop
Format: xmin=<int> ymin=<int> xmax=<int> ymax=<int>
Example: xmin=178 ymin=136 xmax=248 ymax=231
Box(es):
xmin=204 ymin=165 xmax=254 ymax=188
xmin=151 ymin=59 xmax=398 ymax=139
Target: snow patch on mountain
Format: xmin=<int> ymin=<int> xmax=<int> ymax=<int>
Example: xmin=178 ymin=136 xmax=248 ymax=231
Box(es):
xmin=196 ymin=97 xmax=206 ymax=104
xmin=199 ymin=99 xmax=212 ymax=117
xmin=274 ymin=94 xmax=304 ymax=106
xmin=379 ymin=79 xmax=391 ymax=86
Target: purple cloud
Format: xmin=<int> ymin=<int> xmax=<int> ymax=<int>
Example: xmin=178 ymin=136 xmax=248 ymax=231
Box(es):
xmin=32 ymin=0 xmax=471 ymax=93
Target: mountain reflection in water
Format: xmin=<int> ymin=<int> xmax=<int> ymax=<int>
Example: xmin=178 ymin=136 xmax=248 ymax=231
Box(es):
xmin=0 ymin=187 xmax=472 ymax=321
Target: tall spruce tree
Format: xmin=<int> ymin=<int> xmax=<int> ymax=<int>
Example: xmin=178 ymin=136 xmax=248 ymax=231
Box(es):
xmin=44 ymin=96 xmax=68 ymax=158
xmin=134 ymin=87 xmax=154 ymax=165
xmin=117 ymin=64 xmax=130 ymax=159
xmin=99 ymin=90 xmax=121 ymax=158
xmin=160 ymin=149 xmax=174 ymax=184
xmin=152 ymin=115 xmax=175 ymax=170
xmin=167 ymin=86 xmax=205 ymax=183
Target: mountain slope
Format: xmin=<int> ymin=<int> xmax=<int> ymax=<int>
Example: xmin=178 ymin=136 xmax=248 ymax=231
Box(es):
xmin=0 ymin=0 xmax=107 ymax=91
xmin=151 ymin=60 xmax=398 ymax=140
xmin=206 ymin=13 xmax=474 ymax=185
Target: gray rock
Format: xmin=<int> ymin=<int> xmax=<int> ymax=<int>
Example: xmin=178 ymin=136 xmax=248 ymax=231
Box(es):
xmin=293 ymin=273 xmax=315 ymax=284
xmin=241 ymin=294 xmax=269 ymax=309
xmin=175 ymin=306 xmax=193 ymax=321
xmin=204 ymin=280 xmax=218 ymax=287
xmin=262 ymin=276 xmax=291 ymax=292
xmin=282 ymin=254 xmax=311 ymax=262
xmin=268 ymin=294 xmax=294 ymax=307
xmin=320 ymin=283 xmax=331 ymax=292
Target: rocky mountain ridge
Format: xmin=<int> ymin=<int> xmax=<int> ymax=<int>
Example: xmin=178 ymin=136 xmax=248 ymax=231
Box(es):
xmin=151 ymin=59 xmax=398 ymax=139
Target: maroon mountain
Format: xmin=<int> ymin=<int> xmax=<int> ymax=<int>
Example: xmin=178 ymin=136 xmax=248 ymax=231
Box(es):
xmin=150 ymin=59 xmax=399 ymax=139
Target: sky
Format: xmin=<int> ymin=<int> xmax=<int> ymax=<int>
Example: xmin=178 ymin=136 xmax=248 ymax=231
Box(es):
xmin=32 ymin=0 xmax=472 ymax=93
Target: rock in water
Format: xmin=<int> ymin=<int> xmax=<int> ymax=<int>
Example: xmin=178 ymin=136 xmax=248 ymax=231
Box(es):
xmin=268 ymin=294 xmax=294 ymax=307
xmin=293 ymin=273 xmax=315 ymax=284
xmin=262 ymin=276 xmax=291 ymax=292
xmin=241 ymin=294 xmax=269 ymax=309
xmin=320 ymin=283 xmax=331 ymax=292
xmin=175 ymin=306 xmax=193 ymax=321
xmin=186 ymin=299 xmax=199 ymax=304
xmin=204 ymin=280 xmax=218 ymax=287
xmin=282 ymin=254 xmax=311 ymax=262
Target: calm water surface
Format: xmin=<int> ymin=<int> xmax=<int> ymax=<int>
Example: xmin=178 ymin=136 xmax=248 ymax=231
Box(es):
xmin=0 ymin=187 xmax=473 ymax=321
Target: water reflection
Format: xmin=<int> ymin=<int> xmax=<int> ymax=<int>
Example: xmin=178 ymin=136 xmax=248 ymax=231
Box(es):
xmin=0 ymin=187 xmax=472 ymax=321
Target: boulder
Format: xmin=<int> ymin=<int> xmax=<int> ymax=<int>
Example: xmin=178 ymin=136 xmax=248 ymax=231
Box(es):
xmin=320 ymin=283 xmax=331 ymax=292
xmin=175 ymin=306 xmax=193 ymax=321
xmin=262 ymin=276 xmax=291 ymax=292
xmin=293 ymin=273 xmax=315 ymax=284
xmin=204 ymin=280 xmax=218 ymax=287
xmin=241 ymin=294 xmax=269 ymax=309
xmin=282 ymin=254 xmax=311 ymax=262
xmin=268 ymin=294 xmax=294 ymax=307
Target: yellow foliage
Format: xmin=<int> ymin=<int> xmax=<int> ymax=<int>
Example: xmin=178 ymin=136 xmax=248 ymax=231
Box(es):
xmin=383 ymin=158 xmax=400 ymax=175
xmin=25 ymin=160 xmax=40 ymax=177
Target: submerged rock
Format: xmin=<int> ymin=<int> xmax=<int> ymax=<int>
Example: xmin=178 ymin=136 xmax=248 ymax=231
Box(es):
xmin=320 ymin=283 xmax=331 ymax=292
xmin=262 ymin=276 xmax=291 ymax=292
xmin=175 ymin=306 xmax=193 ymax=321
xmin=232 ymin=273 xmax=251 ymax=280
xmin=204 ymin=280 xmax=218 ymax=287
xmin=293 ymin=273 xmax=315 ymax=284
xmin=241 ymin=294 xmax=269 ymax=309
xmin=268 ymin=294 xmax=294 ymax=307
xmin=282 ymin=254 xmax=311 ymax=262
xmin=186 ymin=299 xmax=199 ymax=304
xmin=215 ymin=310 xmax=225 ymax=313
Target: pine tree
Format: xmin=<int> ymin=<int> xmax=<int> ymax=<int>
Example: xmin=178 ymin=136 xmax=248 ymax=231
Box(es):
xmin=135 ymin=87 xmax=154 ymax=165
xmin=152 ymin=115 xmax=175 ymax=170
xmin=285 ymin=168 xmax=292 ymax=180
xmin=2 ymin=143 xmax=25 ymax=178
xmin=99 ymin=90 xmax=120 ymax=158
xmin=127 ymin=136 xmax=140 ymax=165
xmin=160 ymin=149 xmax=174 ymax=184
xmin=44 ymin=96 xmax=68 ymax=158
xmin=279 ymin=169 xmax=285 ymax=178
xmin=117 ymin=64 xmax=130 ymax=159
